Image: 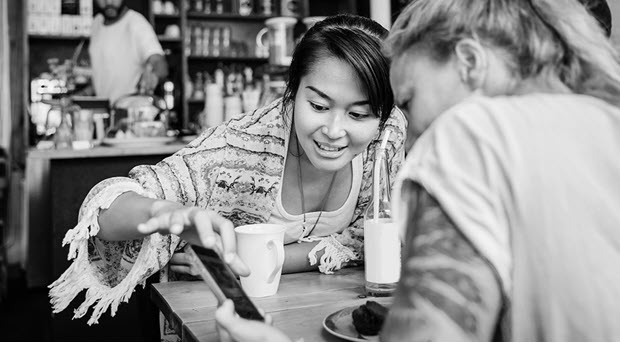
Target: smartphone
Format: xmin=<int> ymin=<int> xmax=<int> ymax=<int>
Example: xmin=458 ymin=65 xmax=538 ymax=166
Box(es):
xmin=184 ymin=244 xmax=265 ymax=321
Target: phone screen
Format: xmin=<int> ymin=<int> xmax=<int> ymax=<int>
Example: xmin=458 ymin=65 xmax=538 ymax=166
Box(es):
xmin=187 ymin=245 xmax=265 ymax=321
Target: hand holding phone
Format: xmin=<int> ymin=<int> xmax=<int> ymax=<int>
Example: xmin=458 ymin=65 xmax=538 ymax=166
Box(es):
xmin=184 ymin=244 xmax=265 ymax=321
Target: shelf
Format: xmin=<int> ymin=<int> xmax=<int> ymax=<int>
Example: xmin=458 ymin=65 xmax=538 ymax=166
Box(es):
xmin=187 ymin=12 xmax=274 ymax=21
xmin=154 ymin=13 xmax=181 ymax=19
xmin=158 ymin=35 xmax=182 ymax=43
xmin=188 ymin=55 xmax=268 ymax=63
xmin=28 ymin=34 xmax=89 ymax=41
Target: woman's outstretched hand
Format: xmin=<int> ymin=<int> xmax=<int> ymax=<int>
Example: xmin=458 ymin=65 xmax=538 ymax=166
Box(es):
xmin=215 ymin=300 xmax=291 ymax=342
xmin=137 ymin=199 xmax=250 ymax=277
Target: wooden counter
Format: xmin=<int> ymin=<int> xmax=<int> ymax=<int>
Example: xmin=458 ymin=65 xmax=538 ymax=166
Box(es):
xmin=27 ymin=143 xmax=186 ymax=160
xmin=151 ymin=267 xmax=391 ymax=342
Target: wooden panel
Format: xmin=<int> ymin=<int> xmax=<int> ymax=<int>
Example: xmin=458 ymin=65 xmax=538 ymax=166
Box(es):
xmin=50 ymin=154 xmax=172 ymax=280
xmin=8 ymin=0 xmax=26 ymax=163
xmin=24 ymin=156 xmax=50 ymax=287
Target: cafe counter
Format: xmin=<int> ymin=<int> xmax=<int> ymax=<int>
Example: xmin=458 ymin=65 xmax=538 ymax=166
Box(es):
xmin=25 ymin=142 xmax=186 ymax=288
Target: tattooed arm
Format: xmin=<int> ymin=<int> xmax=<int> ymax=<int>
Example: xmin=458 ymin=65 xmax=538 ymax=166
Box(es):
xmin=381 ymin=180 xmax=503 ymax=341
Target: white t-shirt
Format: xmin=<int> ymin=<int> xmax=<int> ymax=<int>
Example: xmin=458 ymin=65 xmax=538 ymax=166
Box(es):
xmin=89 ymin=10 xmax=164 ymax=104
xmin=269 ymin=154 xmax=363 ymax=244
xmin=394 ymin=93 xmax=620 ymax=341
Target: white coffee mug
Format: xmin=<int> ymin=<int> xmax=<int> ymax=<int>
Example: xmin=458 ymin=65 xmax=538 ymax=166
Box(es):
xmin=235 ymin=224 xmax=286 ymax=297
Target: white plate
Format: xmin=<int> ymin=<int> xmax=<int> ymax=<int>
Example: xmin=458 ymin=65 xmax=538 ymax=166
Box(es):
xmin=323 ymin=300 xmax=391 ymax=342
xmin=102 ymin=136 xmax=176 ymax=148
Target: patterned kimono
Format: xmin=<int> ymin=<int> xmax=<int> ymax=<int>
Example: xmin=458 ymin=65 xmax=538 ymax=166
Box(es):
xmin=49 ymin=99 xmax=407 ymax=325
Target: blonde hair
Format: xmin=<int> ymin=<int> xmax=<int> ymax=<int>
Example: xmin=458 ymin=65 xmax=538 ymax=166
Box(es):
xmin=385 ymin=0 xmax=620 ymax=107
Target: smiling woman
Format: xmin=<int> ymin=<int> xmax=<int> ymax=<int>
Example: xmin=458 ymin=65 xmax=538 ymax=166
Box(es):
xmin=49 ymin=14 xmax=407 ymax=325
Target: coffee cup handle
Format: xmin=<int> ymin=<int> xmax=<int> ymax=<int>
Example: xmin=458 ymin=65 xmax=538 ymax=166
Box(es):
xmin=256 ymin=27 xmax=268 ymax=50
xmin=266 ymin=240 xmax=284 ymax=283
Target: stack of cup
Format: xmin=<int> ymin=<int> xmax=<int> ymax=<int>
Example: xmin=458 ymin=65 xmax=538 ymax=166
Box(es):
xmin=224 ymin=95 xmax=242 ymax=121
xmin=204 ymin=83 xmax=224 ymax=128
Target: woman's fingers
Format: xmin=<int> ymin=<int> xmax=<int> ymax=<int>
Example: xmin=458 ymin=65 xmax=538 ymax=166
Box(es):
xmin=215 ymin=300 xmax=236 ymax=341
xmin=169 ymin=210 xmax=186 ymax=235
xmin=169 ymin=251 xmax=191 ymax=264
xmin=215 ymin=300 xmax=290 ymax=341
xmin=169 ymin=264 xmax=192 ymax=275
xmin=137 ymin=212 xmax=170 ymax=235
xmin=202 ymin=212 xmax=250 ymax=277
xmin=192 ymin=210 xmax=217 ymax=248
xmin=139 ymin=207 xmax=249 ymax=276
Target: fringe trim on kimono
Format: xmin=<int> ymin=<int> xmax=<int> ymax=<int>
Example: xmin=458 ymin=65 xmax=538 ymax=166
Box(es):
xmin=48 ymin=180 xmax=160 ymax=325
xmin=304 ymin=235 xmax=359 ymax=274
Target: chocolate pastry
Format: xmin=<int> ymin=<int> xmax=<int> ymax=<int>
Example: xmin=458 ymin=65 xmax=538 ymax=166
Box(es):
xmin=351 ymin=301 xmax=388 ymax=336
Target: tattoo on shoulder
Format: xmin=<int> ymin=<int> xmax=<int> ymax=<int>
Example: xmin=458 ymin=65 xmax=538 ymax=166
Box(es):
xmin=381 ymin=180 xmax=502 ymax=341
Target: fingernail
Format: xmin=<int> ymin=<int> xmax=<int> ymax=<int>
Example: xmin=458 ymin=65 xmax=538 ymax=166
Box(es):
xmin=171 ymin=224 xmax=182 ymax=234
xmin=204 ymin=236 xmax=215 ymax=247
xmin=224 ymin=253 xmax=235 ymax=264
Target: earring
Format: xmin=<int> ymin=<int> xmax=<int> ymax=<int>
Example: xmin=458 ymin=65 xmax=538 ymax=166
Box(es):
xmin=460 ymin=69 xmax=468 ymax=84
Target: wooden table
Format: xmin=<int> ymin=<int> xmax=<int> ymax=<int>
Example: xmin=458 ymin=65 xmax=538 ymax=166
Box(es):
xmin=151 ymin=267 xmax=391 ymax=341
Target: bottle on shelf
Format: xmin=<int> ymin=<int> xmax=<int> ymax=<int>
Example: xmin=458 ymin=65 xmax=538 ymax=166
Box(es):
xmin=192 ymin=24 xmax=203 ymax=56
xmin=215 ymin=0 xmax=224 ymax=14
xmin=203 ymin=0 xmax=212 ymax=13
xmin=202 ymin=26 xmax=211 ymax=56
xmin=163 ymin=80 xmax=175 ymax=110
xmin=362 ymin=129 xmax=401 ymax=297
xmin=163 ymin=80 xmax=178 ymax=129
xmin=194 ymin=0 xmax=203 ymax=12
xmin=203 ymin=78 xmax=224 ymax=128
xmin=184 ymin=71 xmax=194 ymax=101
xmin=193 ymin=72 xmax=206 ymax=100
xmin=54 ymin=97 xmax=76 ymax=149
xmin=211 ymin=27 xmax=221 ymax=57
xmin=261 ymin=0 xmax=273 ymax=15
xmin=241 ymin=66 xmax=260 ymax=112
xmin=214 ymin=64 xmax=225 ymax=91
xmin=153 ymin=0 xmax=163 ymax=14
xmin=238 ymin=0 xmax=253 ymax=16
xmin=221 ymin=26 xmax=231 ymax=57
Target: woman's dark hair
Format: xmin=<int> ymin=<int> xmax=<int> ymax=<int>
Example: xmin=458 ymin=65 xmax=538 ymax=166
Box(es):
xmin=282 ymin=14 xmax=393 ymax=126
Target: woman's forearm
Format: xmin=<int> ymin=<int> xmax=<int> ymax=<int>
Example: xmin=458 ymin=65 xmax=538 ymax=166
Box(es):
xmin=97 ymin=191 xmax=178 ymax=241
xmin=282 ymin=241 xmax=322 ymax=274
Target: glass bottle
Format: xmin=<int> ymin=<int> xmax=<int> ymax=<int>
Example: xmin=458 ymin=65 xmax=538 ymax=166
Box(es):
xmin=203 ymin=0 xmax=212 ymax=13
xmin=202 ymin=26 xmax=211 ymax=56
xmin=211 ymin=27 xmax=221 ymax=57
xmin=193 ymin=72 xmax=205 ymax=100
xmin=215 ymin=0 xmax=224 ymax=14
xmin=54 ymin=97 xmax=75 ymax=149
xmin=363 ymin=138 xmax=401 ymax=296
xmin=194 ymin=0 xmax=203 ymax=12
xmin=192 ymin=25 xmax=203 ymax=56
xmin=221 ymin=26 xmax=231 ymax=57
xmin=238 ymin=0 xmax=253 ymax=15
xmin=261 ymin=0 xmax=272 ymax=15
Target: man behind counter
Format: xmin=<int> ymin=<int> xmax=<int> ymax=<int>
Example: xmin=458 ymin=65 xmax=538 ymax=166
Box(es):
xmin=85 ymin=0 xmax=168 ymax=104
